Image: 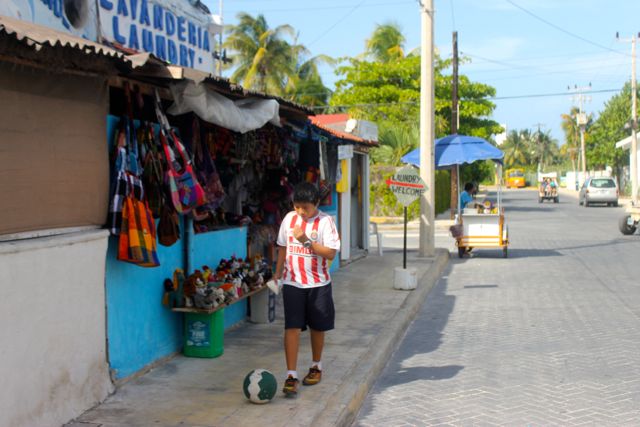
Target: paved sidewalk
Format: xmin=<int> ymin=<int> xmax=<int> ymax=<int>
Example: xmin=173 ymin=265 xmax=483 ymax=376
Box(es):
xmin=67 ymin=248 xmax=449 ymax=427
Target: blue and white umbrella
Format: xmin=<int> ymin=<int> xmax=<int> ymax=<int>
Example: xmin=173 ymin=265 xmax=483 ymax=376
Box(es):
xmin=401 ymin=134 xmax=504 ymax=169
xmin=401 ymin=134 xmax=504 ymax=217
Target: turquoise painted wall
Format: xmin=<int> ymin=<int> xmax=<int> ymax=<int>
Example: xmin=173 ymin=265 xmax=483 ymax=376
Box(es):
xmin=105 ymin=116 xmax=248 ymax=380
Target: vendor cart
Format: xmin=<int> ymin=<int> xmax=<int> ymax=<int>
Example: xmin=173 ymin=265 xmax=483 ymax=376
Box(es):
xmin=456 ymin=205 xmax=509 ymax=258
xmin=402 ymin=134 xmax=508 ymax=258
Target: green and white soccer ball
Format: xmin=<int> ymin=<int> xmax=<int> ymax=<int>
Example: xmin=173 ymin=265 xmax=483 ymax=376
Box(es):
xmin=243 ymin=369 xmax=277 ymax=404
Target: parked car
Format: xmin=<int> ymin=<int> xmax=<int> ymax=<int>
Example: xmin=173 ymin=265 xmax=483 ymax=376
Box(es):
xmin=578 ymin=177 xmax=619 ymax=207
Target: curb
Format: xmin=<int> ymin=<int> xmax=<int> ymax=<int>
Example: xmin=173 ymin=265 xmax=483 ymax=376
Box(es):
xmin=311 ymin=248 xmax=451 ymax=427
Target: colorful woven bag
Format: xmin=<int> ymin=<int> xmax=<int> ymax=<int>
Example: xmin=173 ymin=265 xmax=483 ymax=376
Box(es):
xmin=160 ymin=129 xmax=206 ymax=214
xmin=117 ymin=190 xmax=160 ymax=267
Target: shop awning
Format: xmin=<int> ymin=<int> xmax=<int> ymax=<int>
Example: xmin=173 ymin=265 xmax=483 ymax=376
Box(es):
xmin=310 ymin=114 xmax=379 ymax=147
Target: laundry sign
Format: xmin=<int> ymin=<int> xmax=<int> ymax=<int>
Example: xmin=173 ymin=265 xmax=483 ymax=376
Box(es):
xmin=98 ymin=0 xmax=222 ymax=71
xmin=1 ymin=0 xmax=222 ymax=73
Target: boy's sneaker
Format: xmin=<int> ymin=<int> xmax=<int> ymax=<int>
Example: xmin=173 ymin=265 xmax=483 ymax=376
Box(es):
xmin=282 ymin=375 xmax=299 ymax=397
xmin=302 ymin=366 xmax=322 ymax=386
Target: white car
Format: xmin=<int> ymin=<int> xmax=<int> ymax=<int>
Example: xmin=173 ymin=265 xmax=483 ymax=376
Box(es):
xmin=578 ymin=177 xmax=619 ymax=207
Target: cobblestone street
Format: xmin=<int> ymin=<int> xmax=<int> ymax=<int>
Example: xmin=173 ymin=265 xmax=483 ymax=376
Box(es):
xmin=357 ymin=189 xmax=640 ymax=426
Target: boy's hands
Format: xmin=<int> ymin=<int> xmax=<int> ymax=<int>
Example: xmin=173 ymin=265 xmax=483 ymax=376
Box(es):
xmin=293 ymin=225 xmax=309 ymax=243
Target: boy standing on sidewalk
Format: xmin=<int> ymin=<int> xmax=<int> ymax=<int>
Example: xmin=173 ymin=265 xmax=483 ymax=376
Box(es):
xmin=274 ymin=182 xmax=341 ymax=397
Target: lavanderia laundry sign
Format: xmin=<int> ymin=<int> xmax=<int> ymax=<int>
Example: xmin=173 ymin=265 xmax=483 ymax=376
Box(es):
xmin=99 ymin=0 xmax=221 ymax=70
xmin=0 ymin=0 xmax=222 ymax=73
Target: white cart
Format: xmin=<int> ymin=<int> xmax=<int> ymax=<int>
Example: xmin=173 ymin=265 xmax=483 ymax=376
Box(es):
xmin=456 ymin=208 xmax=509 ymax=258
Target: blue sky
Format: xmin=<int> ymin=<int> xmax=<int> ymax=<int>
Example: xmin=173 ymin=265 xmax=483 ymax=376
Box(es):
xmin=211 ymin=0 xmax=640 ymax=144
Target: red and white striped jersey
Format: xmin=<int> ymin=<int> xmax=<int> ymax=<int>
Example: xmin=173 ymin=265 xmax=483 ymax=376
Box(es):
xmin=276 ymin=210 xmax=341 ymax=288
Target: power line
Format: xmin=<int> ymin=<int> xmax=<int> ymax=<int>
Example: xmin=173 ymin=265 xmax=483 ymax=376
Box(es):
xmin=505 ymin=0 xmax=629 ymax=57
xmin=307 ymin=0 xmax=368 ymax=47
xmin=308 ymin=88 xmax=621 ymax=109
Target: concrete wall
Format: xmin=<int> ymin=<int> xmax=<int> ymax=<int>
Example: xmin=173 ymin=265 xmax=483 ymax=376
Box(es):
xmin=105 ymin=226 xmax=249 ymax=380
xmin=0 ymin=230 xmax=113 ymax=427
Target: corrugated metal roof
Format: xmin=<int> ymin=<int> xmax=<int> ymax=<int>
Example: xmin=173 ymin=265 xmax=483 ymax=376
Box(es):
xmin=310 ymin=115 xmax=378 ymax=146
xmin=0 ymin=15 xmax=128 ymax=63
xmin=0 ymin=15 xmax=314 ymax=115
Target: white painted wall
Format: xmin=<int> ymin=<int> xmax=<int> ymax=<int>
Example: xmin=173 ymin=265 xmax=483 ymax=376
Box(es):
xmin=0 ymin=230 xmax=113 ymax=427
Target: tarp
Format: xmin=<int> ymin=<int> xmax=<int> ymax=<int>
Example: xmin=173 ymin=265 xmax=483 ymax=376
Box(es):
xmin=168 ymin=81 xmax=281 ymax=134
xmin=402 ymin=134 xmax=504 ymax=169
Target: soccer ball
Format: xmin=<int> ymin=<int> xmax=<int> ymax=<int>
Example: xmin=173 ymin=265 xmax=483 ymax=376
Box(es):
xmin=243 ymin=369 xmax=277 ymax=404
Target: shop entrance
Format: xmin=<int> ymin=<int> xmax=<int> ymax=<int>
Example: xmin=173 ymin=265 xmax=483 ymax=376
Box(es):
xmin=350 ymin=153 xmax=366 ymax=258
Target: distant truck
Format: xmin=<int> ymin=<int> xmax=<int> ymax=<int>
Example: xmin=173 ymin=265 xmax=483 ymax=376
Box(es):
xmin=538 ymin=172 xmax=559 ymax=203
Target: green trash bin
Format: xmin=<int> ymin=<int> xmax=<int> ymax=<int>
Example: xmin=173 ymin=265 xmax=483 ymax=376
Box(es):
xmin=183 ymin=308 xmax=224 ymax=358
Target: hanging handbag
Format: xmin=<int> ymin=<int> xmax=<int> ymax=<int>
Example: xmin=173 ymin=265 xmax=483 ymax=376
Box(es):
xmin=160 ymin=129 xmax=207 ymax=214
xmin=158 ymin=200 xmax=180 ymax=246
xmin=117 ymin=179 xmax=160 ymax=267
xmin=139 ymin=124 xmax=165 ymax=218
xmin=153 ymin=89 xmax=206 ymax=215
xmin=193 ymin=119 xmax=225 ymax=210
xmin=108 ymin=119 xmax=144 ymax=235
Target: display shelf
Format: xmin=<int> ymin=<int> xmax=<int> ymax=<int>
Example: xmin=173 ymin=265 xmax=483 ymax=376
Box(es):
xmin=171 ymin=284 xmax=268 ymax=315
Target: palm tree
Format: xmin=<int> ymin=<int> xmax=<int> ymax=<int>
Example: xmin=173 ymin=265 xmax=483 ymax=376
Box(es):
xmin=365 ymin=22 xmax=405 ymax=62
xmin=503 ymin=129 xmax=532 ymax=167
xmin=371 ymin=123 xmax=419 ymax=165
xmin=224 ymin=13 xmax=296 ymax=94
xmin=285 ymin=42 xmax=334 ymax=106
xmin=561 ymin=107 xmax=581 ymax=174
xmin=532 ymin=129 xmax=559 ymax=170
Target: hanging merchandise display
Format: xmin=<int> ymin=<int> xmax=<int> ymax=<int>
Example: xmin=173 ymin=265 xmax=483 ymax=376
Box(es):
xmin=117 ymin=191 xmax=161 ymax=267
xmin=138 ymin=124 xmax=166 ymax=219
xmin=154 ymin=90 xmax=207 ymax=215
xmin=109 ymin=112 xmax=160 ymax=267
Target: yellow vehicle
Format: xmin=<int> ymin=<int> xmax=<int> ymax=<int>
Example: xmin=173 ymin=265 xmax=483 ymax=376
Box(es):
xmin=505 ymin=168 xmax=526 ymax=188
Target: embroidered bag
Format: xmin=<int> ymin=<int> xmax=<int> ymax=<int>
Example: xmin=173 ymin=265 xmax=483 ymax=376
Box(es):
xmin=160 ymin=129 xmax=207 ymax=214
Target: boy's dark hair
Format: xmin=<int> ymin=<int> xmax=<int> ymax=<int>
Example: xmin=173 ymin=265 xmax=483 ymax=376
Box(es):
xmin=464 ymin=182 xmax=474 ymax=192
xmin=293 ymin=182 xmax=320 ymax=204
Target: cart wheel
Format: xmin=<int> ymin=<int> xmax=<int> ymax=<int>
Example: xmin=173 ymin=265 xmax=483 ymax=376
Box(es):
xmin=619 ymin=215 xmax=637 ymax=235
xmin=458 ymin=246 xmax=466 ymax=258
xmin=554 ymin=197 xmax=559 ymax=203
xmin=503 ymin=246 xmax=508 ymax=258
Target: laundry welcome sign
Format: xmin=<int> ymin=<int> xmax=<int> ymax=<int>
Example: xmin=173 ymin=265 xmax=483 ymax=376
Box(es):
xmin=98 ymin=0 xmax=222 ymax=71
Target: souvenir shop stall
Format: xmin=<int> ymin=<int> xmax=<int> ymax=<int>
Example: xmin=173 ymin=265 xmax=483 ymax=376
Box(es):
xmin=103 ymin=79 xmax=343 ymax=379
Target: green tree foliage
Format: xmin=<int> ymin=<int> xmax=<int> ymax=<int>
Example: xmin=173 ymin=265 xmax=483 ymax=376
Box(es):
xmin=370 ymin=122 xmax=419 ymax=166
xmin=365 ymin=22 xmax=406 ymax=62
xmin=224 ymin=13 xmax=332 ymax=106
xmin=224 ymin=13 xmax=295 ymax=94
xmin=531 ymin=129 xmax=560 ymax=170
xmin=330 ymin=55 xmax=502 ymax=142
xmin=284 ymin=47 xmax=335 ymax=107
xmin=502 ymin=129 xmax=532 ymax=167
xmin=587 ymin=82 xmax=635 ymax=175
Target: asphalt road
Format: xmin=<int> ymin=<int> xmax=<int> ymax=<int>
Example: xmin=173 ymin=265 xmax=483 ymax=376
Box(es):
xmin=357 ymin=188 xmax=640 ymax=426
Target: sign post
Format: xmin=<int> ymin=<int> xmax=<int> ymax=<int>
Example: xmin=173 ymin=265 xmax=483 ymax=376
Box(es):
xmin=386 ymin=166 xmax=428 ymax=289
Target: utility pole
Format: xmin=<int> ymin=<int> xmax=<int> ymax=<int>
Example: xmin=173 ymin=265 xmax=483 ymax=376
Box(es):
xmin=568 ymin=83 xmax=591 ymax=187
xmin=618 ymin=32 xmax=639 ymax=205
xmin=419 ymin=0 xmax=435 ymax=257
xmin=533 ymin=122 xmax=545 ymax=174
xmin=450 ymin=31 xmax=459 ymax=219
